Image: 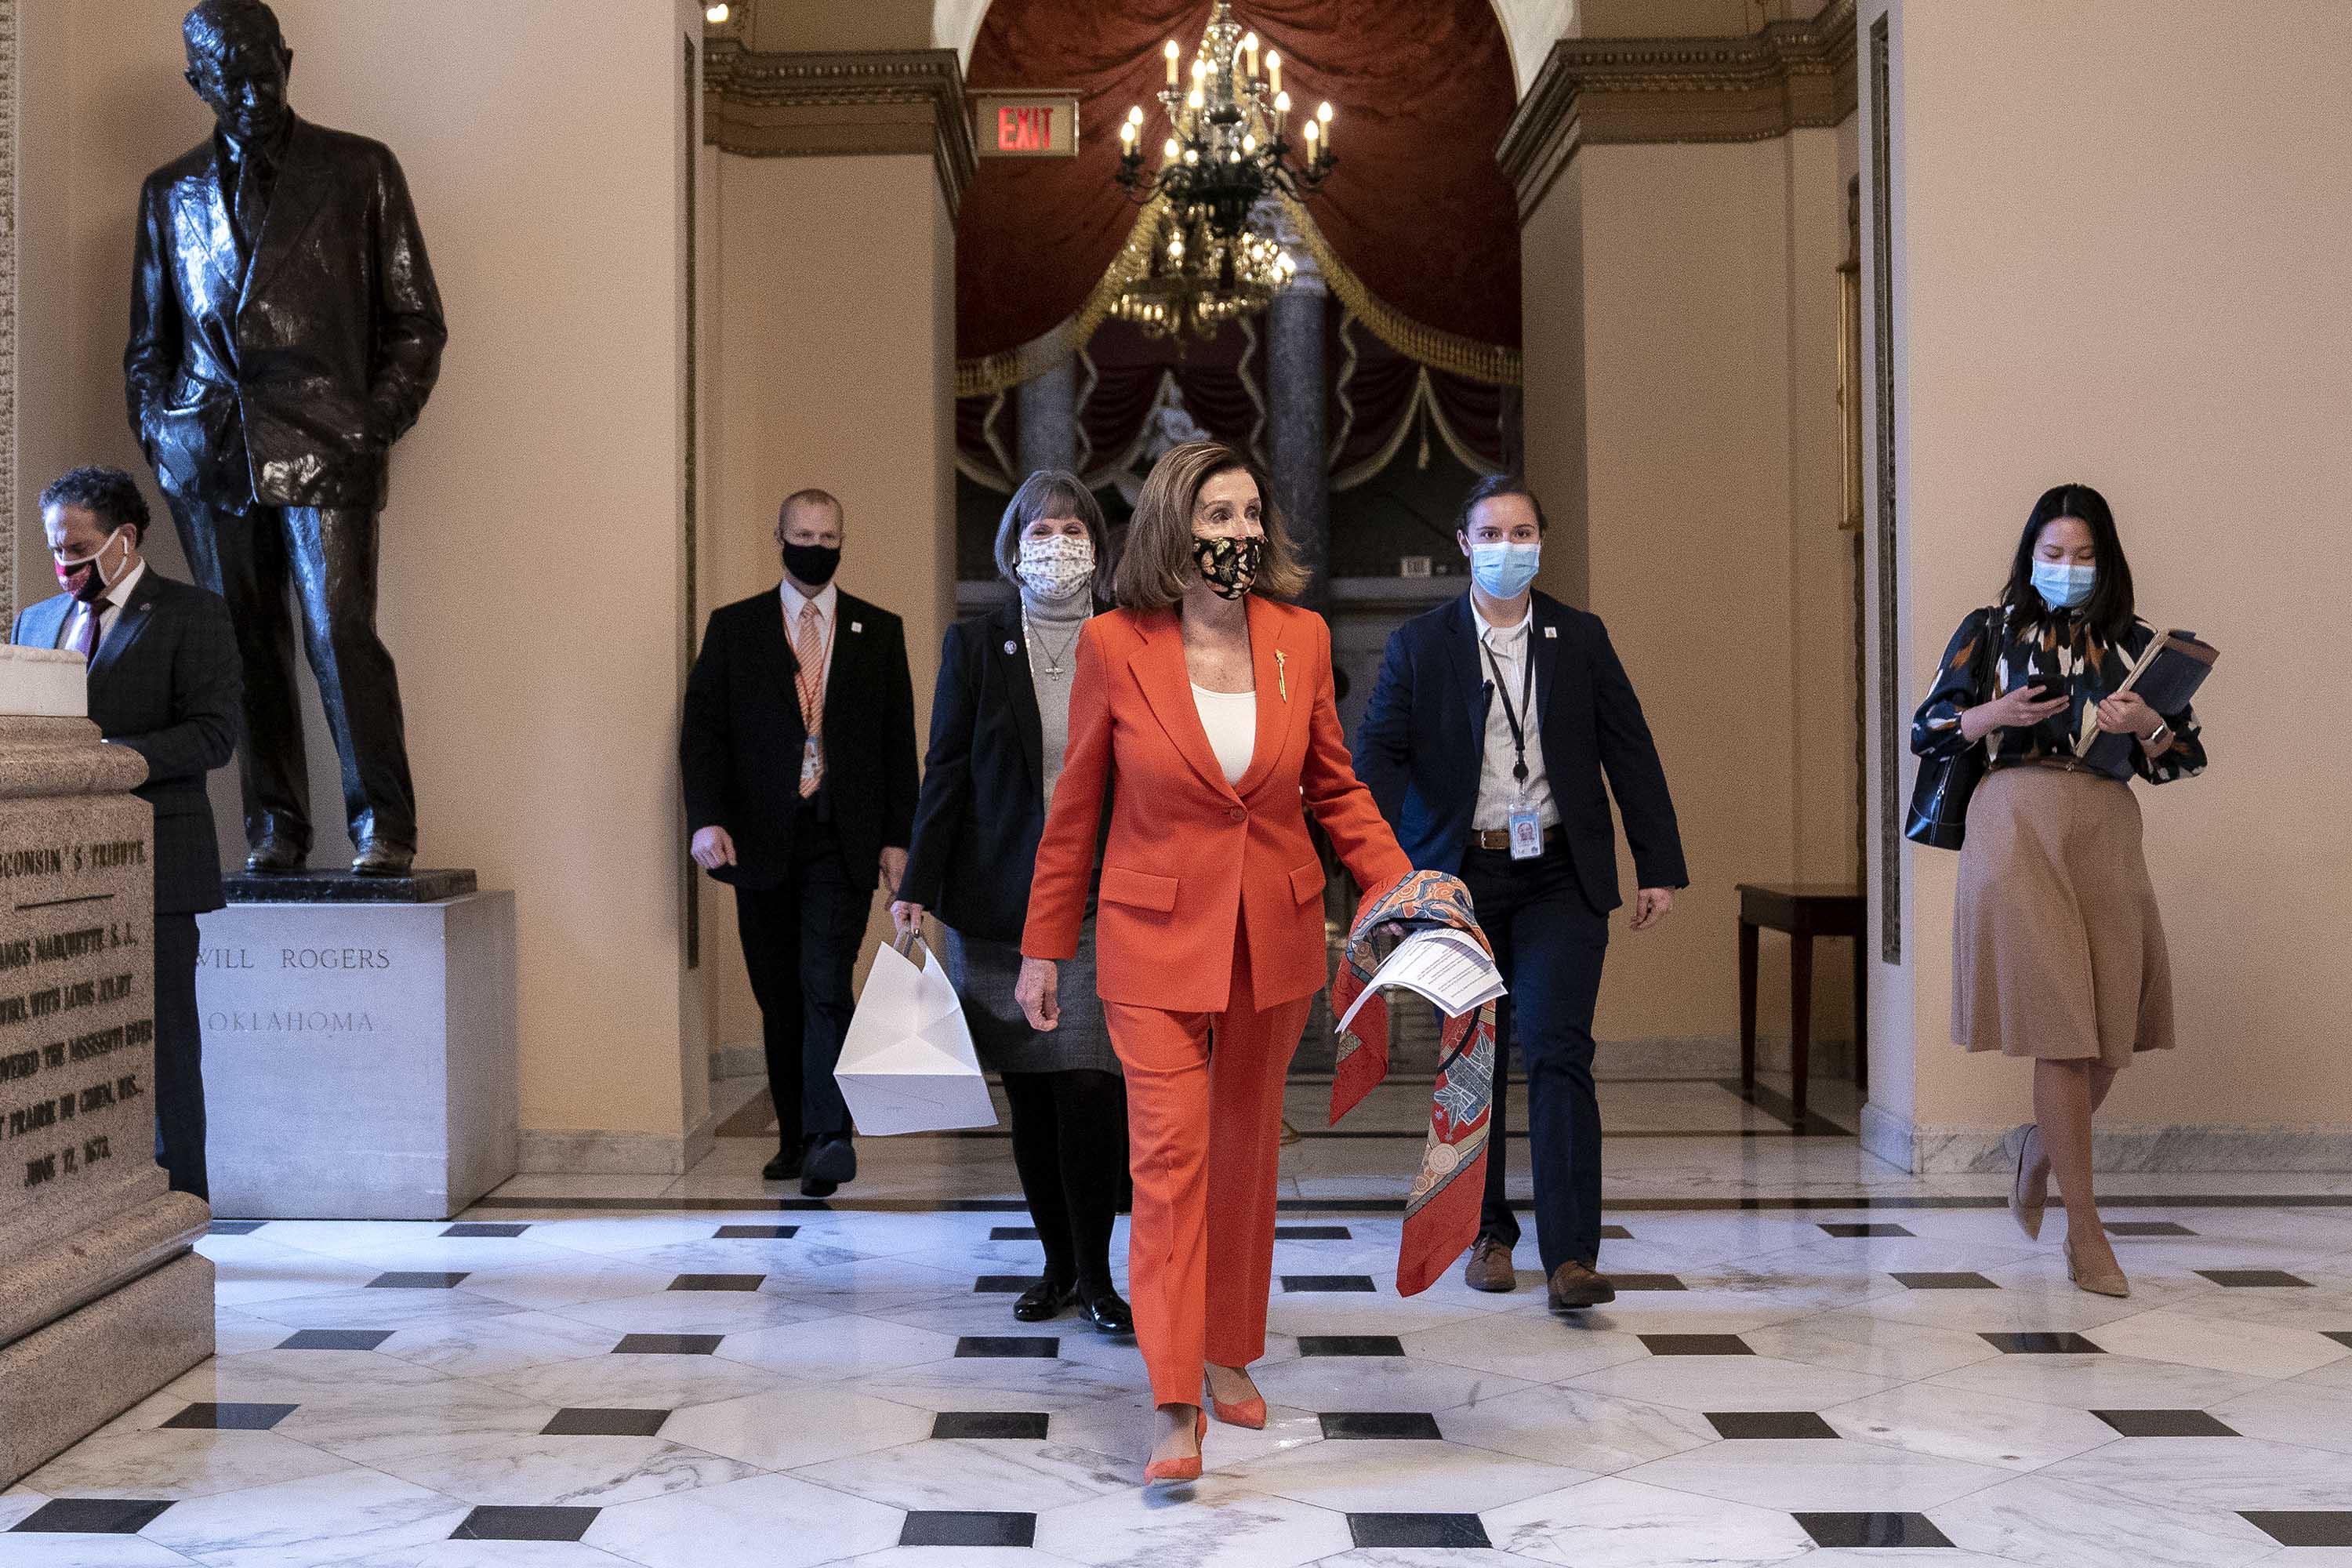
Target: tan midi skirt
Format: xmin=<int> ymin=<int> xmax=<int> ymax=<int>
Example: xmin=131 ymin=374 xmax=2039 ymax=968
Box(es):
xmin=1953 ymin=764 xmax=2175 ymax=1067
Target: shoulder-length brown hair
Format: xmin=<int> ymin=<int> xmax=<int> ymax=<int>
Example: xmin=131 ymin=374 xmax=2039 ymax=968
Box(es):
xmin=992 ymin=468 xmax=1109 ymax=583
xmin=1110 ymin=439 xmax=1308 ymax=611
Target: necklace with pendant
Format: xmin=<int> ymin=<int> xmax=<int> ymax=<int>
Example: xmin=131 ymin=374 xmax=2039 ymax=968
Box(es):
xmin=1025 ymin=615 xmax=1084 ymax=678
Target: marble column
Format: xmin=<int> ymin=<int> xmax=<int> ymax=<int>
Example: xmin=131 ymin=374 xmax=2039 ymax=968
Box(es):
xmin=1264 ymin=206 xmax=1330 ymax=612
xmin=1017 ymin=352 xmax=1080 ymax=479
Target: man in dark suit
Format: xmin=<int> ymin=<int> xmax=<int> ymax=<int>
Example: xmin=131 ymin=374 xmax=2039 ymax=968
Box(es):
xmin=1355 ymin=474 xmax=1686 ymax=1312
xmin=13 ymin=467 xmax=241 ymax=1200
xmin=681 ymin=490 xmax=918 ymax=1196
xmin=125 ymin=0 xmax=445 ymax=877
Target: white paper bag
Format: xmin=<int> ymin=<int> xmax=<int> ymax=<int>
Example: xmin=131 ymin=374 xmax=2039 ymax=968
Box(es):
xmin=834 ymin=935 xmax=999 ymax=1135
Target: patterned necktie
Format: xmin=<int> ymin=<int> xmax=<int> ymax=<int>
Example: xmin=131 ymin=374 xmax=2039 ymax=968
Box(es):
xmin=793 ymin=600 xmax=827 ymax=798
xmin=74 ymin=600 xmax=106 ymax=665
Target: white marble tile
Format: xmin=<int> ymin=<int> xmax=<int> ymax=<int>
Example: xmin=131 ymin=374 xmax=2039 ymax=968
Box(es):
xmin=1264 ymin=1292 xmax=1496 ymax=1339
xmin=0 ymin=1536 xmax=200 ymax=1566
xmin=841 ymin=1352 xmax=1142 ymax=1414
xmin=1438 ymin=1385 xmax=1719 ymax=1473
xmin=448 ymin=1258 xmax=683 ymax=1313
xmin=1251 ymin=1355 xmax=1533 ymax=1415
xmin=211 ymin=1309 xmax=303 ymax=1356
xmin=516 ymin=1217 xmax=743 ymax=1258
xmin=20 ymin=1427 xmax=358 ymax=1500
xmin=162 ymin=1348 xmax=456 ymax=1406
xmin=583 ymin=1472 xmax=905 ymax=1568
xmin=478 ymin=1352 xmax=786 ymax=1411
xmin=275 ymin=1381 xmax=561 ymax=1457
xmin=2210 ymin=1378 xmax=2352 ymax=1455
xmin=833 ymin=1548 xmax=1093 ymax=1568
xmin=771 ymin=1257 xmax=983 ymax=1316
xmin=2038 ymin=1435 xmax=2352 ymax=1509
xmin=1564 ymin=1351 xmax=1899 ymax=1413
xmin=1303 ymin=1550 xmax=1563 ymax=1568
xmin=2083 ymin=1306 xmax=2351 ymax=1377
xmin=1397 ymin=1315 xmax=1652 ymax=1383
xmin=706 ymin=1316 xmax=960 ymax=1382
xmin=1483 ymin=1475 xmax=1815 ymax=1568
xmin=542 ymin=1288 xmax=833 ymax=1338
xmin=1046 ymin=1396 xmax=1323 ymax=1472
xmin=1926 ymin=1350 xmax=2270 ymax=1411
xmin=356 ymin=1431 xmax=760 ymax=1507
xmin=1930 ymin=1472 xmax=2282 ymax=1568
xmin=1225 ymin=1437 xmax=1588 ymax=1513
xmin=1031 ymin=1482 xmax=1354 ymax=1568
xmin=1740 ymin=1313 xmax=2004 ymax=1382
xmin=793 ymin=1435 xmax=1132 ymax=1510
xmin=139 ymin=1467 xmax=470 ymax=1568
xmin=0 ymin=1490 xmax=46 ymax=1531
xmin=1618 ymin=1436 xmax=2010 ymax=1512
xmin=374 ymin=1310 xmax=633 ymax=1378
xmin=1822 ymin=1381 xmax=2122 ymax=1471
xmin=240 ymin=1287 xmax=526 ymax=1334
xmin=656 ymin=1387 xmax=932 ymax=1471
xmin=339 ymin=1544 xmax=644 ymax=1566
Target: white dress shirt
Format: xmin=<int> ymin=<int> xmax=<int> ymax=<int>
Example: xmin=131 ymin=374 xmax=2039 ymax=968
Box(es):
xmin=64 ymin=559 xmax=147 ymax=661
xmin=1472 ymin=604 xmax=1559 ymax=832
xmin=780 ymin=578 xmax=839 ymax=693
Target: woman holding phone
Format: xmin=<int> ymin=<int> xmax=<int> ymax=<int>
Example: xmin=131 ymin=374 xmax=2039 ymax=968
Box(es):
xmin=1911 ymin=483 xmax=2205 ymax=1298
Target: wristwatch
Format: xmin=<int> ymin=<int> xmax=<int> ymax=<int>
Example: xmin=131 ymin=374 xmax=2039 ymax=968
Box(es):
xmin=2147 ymin=719 xmax=2171 ymax=747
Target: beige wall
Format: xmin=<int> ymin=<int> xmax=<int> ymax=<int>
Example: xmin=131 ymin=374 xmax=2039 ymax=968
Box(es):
xmin=702 ymin=151 xmax=956 ymax=1052
xmin=1867 ymin=0 xmax=2352 ymax=1157
xmin=18 ymin=1 xmax=709 ymax=1164
xmin=1523 ymin=123 xmax=1860 ymax=1064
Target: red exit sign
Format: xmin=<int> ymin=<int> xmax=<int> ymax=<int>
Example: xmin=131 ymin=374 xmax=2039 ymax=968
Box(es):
xmin=974 ymin=93 xmax=1080 ymax=158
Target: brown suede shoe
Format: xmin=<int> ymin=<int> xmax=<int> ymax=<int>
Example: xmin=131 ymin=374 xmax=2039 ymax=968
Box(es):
xmin=1547 ymin=1260 xmax=1617 ymax=1312
xmin=1464 ymin=1236 xmax=1516 ymax=1293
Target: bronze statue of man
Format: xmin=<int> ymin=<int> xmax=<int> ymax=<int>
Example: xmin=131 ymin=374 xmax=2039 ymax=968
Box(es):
xmin=126 ymin=0 xmax=445 ymax=877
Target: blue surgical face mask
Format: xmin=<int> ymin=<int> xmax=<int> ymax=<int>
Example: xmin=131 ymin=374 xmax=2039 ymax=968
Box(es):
xmin=1469 ymin=542 xmax=1541 ymax=600
xmin=2031 ymin=559 xmax=2096 ymax=609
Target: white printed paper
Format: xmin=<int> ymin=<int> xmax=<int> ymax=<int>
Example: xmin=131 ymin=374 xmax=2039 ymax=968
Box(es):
xmin=1337 ymin=928 xmax=1507 ymax=1033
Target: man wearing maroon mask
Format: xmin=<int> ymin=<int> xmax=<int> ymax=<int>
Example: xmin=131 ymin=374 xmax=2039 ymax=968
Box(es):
xmin=12 ymin=465 xmax=241 ymax=1199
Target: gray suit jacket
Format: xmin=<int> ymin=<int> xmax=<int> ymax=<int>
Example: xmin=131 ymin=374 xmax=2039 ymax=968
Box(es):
xmin=13 ymin=571 xmax=242 ymax=915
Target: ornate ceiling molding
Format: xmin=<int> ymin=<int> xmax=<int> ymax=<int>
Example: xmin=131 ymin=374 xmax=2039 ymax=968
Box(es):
xmin=703 ymin=42 xmax=978 ymax=217
xmin=1497 ymin=0 xmax=1856 ymax=220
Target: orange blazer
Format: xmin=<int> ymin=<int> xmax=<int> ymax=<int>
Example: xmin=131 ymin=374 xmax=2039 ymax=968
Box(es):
xmin=1023 ymin=596 xmax=1413 ymax=1014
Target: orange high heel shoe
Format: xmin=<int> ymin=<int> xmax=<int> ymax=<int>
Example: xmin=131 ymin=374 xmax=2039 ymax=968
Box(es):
xmin=1143 ymin=1408 xmax=1207 ymax=1485
xmin=1207 ymin=1368 xmax=1266 ymax=1428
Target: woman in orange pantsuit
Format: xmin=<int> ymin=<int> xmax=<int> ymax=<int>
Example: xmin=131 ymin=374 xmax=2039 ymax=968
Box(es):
xmin=1018 ymin=441 xmax=1412 ymax=1483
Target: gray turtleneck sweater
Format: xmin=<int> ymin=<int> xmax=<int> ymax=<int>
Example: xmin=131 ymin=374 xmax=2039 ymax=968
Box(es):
xmin=1020 ymin=587 xmax=1091 ymax=807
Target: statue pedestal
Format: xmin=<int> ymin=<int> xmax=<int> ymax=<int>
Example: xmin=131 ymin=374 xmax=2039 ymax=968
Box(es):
xmin=197 ymin=881 xmax=517 ymax=1220
xmin=0 ymin=648 xmax=212 ymax=1486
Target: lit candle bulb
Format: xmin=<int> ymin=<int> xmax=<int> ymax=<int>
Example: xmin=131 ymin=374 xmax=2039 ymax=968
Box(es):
xmin=1317 ymin=100 xmax=1334 ymax=155
xmin=1165 ymin=40 xmax=1180 ymax=85
xmin=1244 ymin=32 xmax=1259 ymax=78
xmin=1163 ymin=136 xmax=1180 ymax=160
xmin=1120 ymin=120 xmax=1136 ymax=148
xmin=1266 ymin=50 xmax=1282 ymax=96
xmin=1275 ymin=90 xmax=1291 ymax=114
xmin=1303 ymin=118 xmax=1318 ymax=153
xmin=1187 ymin=87 xmax=1204 ymax=110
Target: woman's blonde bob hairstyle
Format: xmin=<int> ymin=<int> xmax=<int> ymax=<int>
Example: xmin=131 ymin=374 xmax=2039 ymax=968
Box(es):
xmin=1109 ymin=439 xmax=1308 ymax=611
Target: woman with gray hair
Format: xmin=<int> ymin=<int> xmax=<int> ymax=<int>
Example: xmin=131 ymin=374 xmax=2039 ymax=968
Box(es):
xmin=892 ymin=470 xmax=1131 ymax=1335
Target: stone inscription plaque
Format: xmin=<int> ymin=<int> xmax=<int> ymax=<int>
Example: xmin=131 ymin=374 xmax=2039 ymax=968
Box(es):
xmin=0 ymin=794 xmax=154 ymax=1227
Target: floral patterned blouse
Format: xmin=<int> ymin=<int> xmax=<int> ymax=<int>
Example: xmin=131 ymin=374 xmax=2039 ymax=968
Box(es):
xmin=1912 ymin=605 xmax=2208 ymax=786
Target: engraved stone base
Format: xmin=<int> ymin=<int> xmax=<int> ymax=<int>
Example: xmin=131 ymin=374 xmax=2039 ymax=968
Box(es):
xmin=0 ymin=1250 xmax=213 ymax=1486
xmin=198 ymin=891 xmax=517 ymax=1218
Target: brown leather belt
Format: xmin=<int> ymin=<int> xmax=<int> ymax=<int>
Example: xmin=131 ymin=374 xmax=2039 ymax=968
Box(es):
xmin=1471 ymin=823 xmax=1564 ymax=853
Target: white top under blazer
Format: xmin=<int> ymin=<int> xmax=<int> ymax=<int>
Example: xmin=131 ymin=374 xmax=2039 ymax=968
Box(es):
xmin=1190 ymin=683 xmax=1257 ymax=786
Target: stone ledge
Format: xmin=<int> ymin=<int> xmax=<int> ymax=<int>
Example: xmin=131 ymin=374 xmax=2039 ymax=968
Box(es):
xmin=0 ymin=1189 xmax=209 ymax=1349
xmin=0 ymin=1250 xmax=212 ymax=1488
xmin=1861 ymin=1107 xmax=2352 ymax=1175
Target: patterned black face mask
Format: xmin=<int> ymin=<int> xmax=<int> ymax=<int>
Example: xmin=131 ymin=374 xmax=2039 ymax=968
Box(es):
xmin=1191 ymin=533 xmax=1263 ymax=600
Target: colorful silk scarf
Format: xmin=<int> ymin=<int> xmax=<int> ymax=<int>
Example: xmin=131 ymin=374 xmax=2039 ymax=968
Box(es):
xmin=1330 ymin=868 xmax=1497 ymax=1296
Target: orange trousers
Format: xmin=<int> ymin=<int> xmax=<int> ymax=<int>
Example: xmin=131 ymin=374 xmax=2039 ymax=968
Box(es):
xmin=1104 ymin=936 xmax=1311 ymax=1408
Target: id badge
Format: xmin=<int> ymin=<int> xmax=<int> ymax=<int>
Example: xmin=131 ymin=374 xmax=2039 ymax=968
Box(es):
xmin=1507 ymin=808 xmax=1543 ymax=862
xmin=800 ymin=735 xmax=822 ymax=787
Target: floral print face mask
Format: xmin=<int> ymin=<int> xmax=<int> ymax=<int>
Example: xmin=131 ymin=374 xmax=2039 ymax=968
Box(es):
xmin=1191 ymin=533 xmax=1263 ymax=600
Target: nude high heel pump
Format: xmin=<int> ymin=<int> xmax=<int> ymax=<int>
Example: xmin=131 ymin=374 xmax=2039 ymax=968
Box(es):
xmin=1144 ymin=1408 xmax=1207 ymax=1485
xmin=2065 ymin=1234 xmax=2129 ymax=1298
xmin=2009 ymin=1123 xmax=2049 ymax=1241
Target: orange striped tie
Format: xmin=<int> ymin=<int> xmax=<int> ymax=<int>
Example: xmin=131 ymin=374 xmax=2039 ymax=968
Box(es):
xmin=793 ymin=600 xmax=826 ymax=798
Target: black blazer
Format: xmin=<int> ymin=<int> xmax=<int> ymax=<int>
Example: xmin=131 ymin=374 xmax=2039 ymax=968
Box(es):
xmin=680 ymin=585 xmax=917 ymax=891
xmin=1352 ymin=590 xmax=1686 ymax=913
xmin=13 ymin=571 xmax=242 ymax=917
xmin=126 ymin=117 xmax=446 ymax=510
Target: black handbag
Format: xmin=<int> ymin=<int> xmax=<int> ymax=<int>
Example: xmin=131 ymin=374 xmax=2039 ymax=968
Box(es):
xmin=1904 ymin=605 xmax=2001 ymax=851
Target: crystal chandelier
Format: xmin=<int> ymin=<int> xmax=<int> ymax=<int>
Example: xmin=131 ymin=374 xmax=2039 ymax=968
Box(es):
xmin=1109 ymin=2 xmax=1336 ymax=341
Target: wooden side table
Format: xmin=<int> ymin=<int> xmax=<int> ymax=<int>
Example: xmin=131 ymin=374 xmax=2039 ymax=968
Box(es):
xmin=1737 ymin=883 xmax=1867 ymax=1123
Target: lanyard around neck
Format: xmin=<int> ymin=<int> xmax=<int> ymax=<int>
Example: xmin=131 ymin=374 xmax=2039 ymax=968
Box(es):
xmin=1480 ymin=634 xmax=1534 ymax=786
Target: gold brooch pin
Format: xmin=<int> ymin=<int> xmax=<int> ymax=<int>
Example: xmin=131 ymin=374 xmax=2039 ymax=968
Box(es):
xmin=1275 ymin=649 xmax=1289 ymax=701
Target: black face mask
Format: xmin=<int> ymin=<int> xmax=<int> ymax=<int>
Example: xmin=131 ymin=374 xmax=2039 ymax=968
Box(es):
xmin=1192 ymin=534 xmax=1263 ymax=601
xmin=782 ymin=542 xmax=841 ymax=588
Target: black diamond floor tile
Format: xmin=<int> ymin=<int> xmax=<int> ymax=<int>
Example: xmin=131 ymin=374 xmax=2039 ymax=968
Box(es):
xmin=1893 ymin=1272 xmax=2000 ymax=1290
xmin=2107 ymin=1221 xmax=2195 ymax=1236
xmin=2242 ymin=1512 xmax=2352 ymax=1547
xmin=1980 ymin=1331 xmax=2103 ymax=1354
xmin=2198 ymin=1269 xmax=2311 ymax=1287
xmin=668 ymin=1273 xmax=764 ymax=1292
xmin=368 ymin=1271 xmax=469 ymax=1289
xmin=1820 ymin=1223 xmax=1915 ymax=1237
xmin=1641 ymin=1334 xmax=1754 ymax=1356
xmin=10 ymin=1498 xmax=176 ymax=1534
xmin=1348 ymin=1514 xmax=1491 ymax=1549
xmin=278 ymin=1328 xmax=394 ymax=1351
xmin=205 ymin=1219 xmax=266 ymax=1235
xmin=1320 ymin=1411 xmax=1443 ymax=1439
xmin=1298 ymin=1335 xmax=1406 ymax=1357
xmin=1795 ymin=1512 xmax=1954 ymax=1548
xmin=714 ymin=1225 xmax=798 ymax=1239
xmin=899 ymin=1510 xmax=1036 ymax=1547
xmin=956 ymin=1336 xmax=1058 ymax=1359
xmin=1280 ymin=1274 xmax=1377 ymax=1292
xmin=1707 ymin=1410 xmax=1838 ymax=1439
xmin=544 ymin=1406 xmax=671 ymax=1436
xmin=1599 ymin=1224 xmax=1634 ymax=1240
xmin=612 ymin=1334 xmax=724 ymax=1355
xmin=933 ymin=1411 xmax=1051 ymax=1439
xmin=442 ymin=1222 xmax=530 ymax=1237
xmin=2094 ymin=1409 xmax=2240 ymax=1437
xmin=2326 ymin=1331 xmax=2352 ymax=1351
xmin=1276 ymin=1225 xmax=1354 ymax=1240
xmin=161 ymin=1401 xmax=298 ymax=1431
xmin=1612 ymin=1273 xmax=1687 ymax=1291
xmin=452 ymin=1505 xmax=600 ymax=1542
xmin=975 ymin=1275 xmax=1046 ymax=1294
xmin=989 ymin=1226 xmax=1040 ymax=1240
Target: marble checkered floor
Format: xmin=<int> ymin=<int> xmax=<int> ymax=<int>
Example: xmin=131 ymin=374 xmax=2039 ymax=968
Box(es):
xmin=11 ymin=1076 xmax=2352 ymax=1567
